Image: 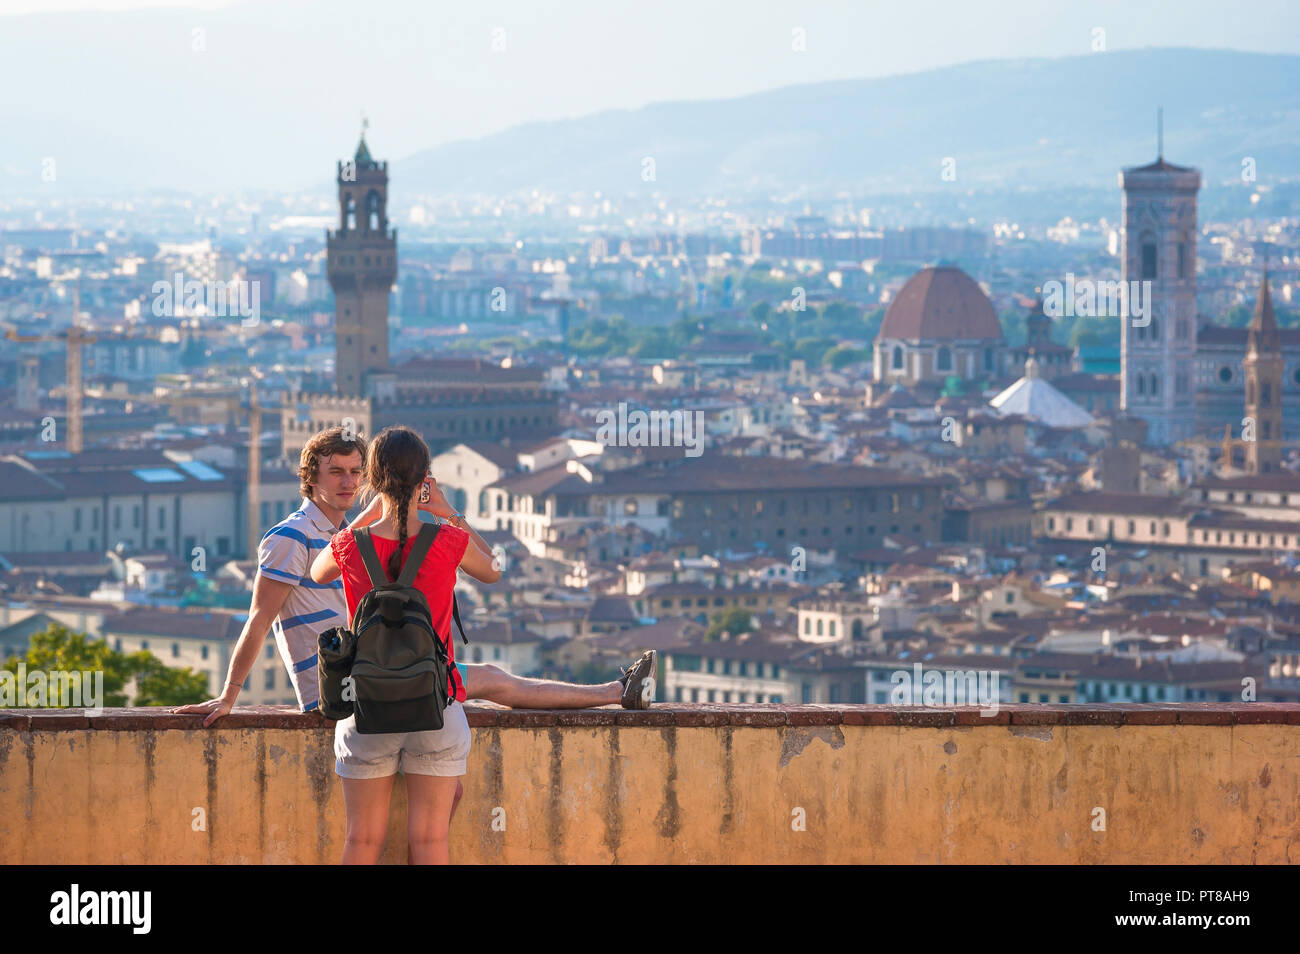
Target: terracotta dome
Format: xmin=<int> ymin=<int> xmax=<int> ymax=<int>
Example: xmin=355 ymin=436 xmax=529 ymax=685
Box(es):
xmin=877 ymin=266 xmax=1002 ymax=341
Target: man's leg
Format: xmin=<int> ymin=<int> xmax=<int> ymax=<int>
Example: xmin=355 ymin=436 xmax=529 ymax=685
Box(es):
xmin=462 ymin=664 xmax=621 ymax=708
xmin=459 ymin=652 xmax=657 ymax=709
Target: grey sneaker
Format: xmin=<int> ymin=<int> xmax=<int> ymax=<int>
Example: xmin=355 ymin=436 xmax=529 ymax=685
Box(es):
xmin=619 ymin=650 xmax=657 ymax=709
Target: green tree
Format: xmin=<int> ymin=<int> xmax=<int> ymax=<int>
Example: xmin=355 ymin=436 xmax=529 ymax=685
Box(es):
xmin=628 ymin=327 xmax=673 ymax=359
xmin=705 ymin=607 xmax=754 ymax=641
xmin=793 ymin=336 xmax=838 ymax=366
xmin=1068 ymin=316 xmax=1119 ymax=350
xmin=3 ymin=623 xmax=210 ymax=707
xmin=823 ymin=345 xmax=870 ymax=370
xmin=130 ymin=654 xmax=211 ymax=706
xmin=820 ymin=300 xmax=864 ymax=332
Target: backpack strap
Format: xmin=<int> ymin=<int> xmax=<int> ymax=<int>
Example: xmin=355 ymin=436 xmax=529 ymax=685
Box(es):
xmin=452 ymin=594 xmax=468 ymax=645
xmin=353 ymin=527 xmax=390 ymax=587
xmin=396 ymin=522 xmax=441 ymax=587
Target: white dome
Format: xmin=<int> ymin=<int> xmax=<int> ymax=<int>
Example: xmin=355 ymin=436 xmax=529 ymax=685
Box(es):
xmin=990 ymin=360 xmax=1094 ymax=428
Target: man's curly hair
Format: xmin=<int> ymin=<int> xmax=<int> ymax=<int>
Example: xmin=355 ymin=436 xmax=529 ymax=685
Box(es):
xmin=298 ymin=426 xmax=368 ymax=500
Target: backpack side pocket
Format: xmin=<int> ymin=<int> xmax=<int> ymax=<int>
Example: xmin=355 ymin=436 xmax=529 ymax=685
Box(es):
xmin=317 ymin=626 xmax=357 ymax=720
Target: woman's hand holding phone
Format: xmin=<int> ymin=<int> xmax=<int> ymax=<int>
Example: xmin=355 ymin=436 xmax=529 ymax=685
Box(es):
xmin=416 ymin=477 xmax=456 ymax=519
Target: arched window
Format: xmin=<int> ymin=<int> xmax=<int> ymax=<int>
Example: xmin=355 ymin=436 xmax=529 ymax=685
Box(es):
xmin=983 ymin=347 xmax=994 ymax=372
xmin=1262 ymin=382 xmax=1272 ymax=406
xmin=344 ymin=195 xmax=356 ymax=230
xmin=366 ymin=191 xmax=381 ymax=231
xmin=1150 ymin=374 xmax=1159 ymax=397
xmin=937 ymin=346 xmax=952 ymax=372
xmin=1137 ymin=375 xmax=1145 ymax=396
xmin=1150 ymin=318 xmax=1159 ymax=341
xmin=891 ymin=345 xmax=903 ymax=370
xmin=1177 ymin=242 xmax=1187 ymax=279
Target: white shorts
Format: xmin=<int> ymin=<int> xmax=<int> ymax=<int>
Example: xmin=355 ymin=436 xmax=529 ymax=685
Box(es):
xmin=333 ymin=701 xmax=471 ymax=779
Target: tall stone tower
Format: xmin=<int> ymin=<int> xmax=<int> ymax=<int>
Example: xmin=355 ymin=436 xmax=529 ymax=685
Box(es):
xmin=1244 ymin=270 xmax=1283 ymax=474
xmin=1119 ymin=151 xmax=1200 ymax=445
xmin=327 ymin=133 xmax=396 ymax=397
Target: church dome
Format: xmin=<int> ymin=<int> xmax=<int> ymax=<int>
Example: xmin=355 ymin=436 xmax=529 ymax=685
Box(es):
xmin=989 ymin=357 xmax=1094 ymax=429
xmin=878 ymin=266 xmax=1002 ymax=342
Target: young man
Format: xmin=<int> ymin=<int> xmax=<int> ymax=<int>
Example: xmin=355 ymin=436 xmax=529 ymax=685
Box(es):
xmin=174 ymin=426 xmax=657 ymax=728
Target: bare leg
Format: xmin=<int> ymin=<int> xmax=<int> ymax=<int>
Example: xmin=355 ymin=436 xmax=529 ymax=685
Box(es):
xmin=461 ymin=663 xmax=621 ymax=708
xmin=340 ymin=775 xmax=396 ymax=865
xmin=411 ymin=779 xmax=462 ymax=863
xmin=404 ymin=773 xmax=461 ymax=865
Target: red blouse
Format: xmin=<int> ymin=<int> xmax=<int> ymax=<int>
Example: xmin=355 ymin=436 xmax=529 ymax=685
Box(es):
xmin=330 ymin=523 xmax=470 ymax=703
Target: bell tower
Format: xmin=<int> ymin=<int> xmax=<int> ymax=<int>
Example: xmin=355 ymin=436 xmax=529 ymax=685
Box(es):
xmin=327 ymin=125 xmax=396 ymax=397
xmin=1119 ymin=113 xmax=1200 ymax=446
xmin=1244 ymin=269 xmax=1283 ymax=475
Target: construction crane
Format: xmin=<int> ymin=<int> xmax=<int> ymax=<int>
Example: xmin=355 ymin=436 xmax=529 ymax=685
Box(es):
xmin=4 ymin=284 xmax=96 ymax=452
xmin=7 ymin=287 xmax=278 ymax=559
xmin=129 ymin=322 xmax=273 ymax=559
xmin=246 ymin=373 xmax=265 ymax=562
xmin=1175 ymin=423 xmax=1288 ymax=477
xmin=1218 ymin=421 xmax=1287 ymax=474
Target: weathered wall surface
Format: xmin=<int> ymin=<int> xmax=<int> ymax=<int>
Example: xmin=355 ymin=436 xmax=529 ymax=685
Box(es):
xmin=1 ymin=704 xmax=1297 ymax=864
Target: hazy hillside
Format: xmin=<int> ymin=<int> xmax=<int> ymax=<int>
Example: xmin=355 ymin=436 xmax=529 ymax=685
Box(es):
xmin=1 ymin=14 xmax=1296 ymax=197
xmin=399 ymin=48 xmax=1300 ymax=195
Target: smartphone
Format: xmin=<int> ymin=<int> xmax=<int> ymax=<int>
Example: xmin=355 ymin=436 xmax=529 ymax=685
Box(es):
xmin=419 ymin=480 xmax=430 ymax=504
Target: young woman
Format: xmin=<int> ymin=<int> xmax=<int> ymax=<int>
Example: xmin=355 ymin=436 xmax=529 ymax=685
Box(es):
xmin=310 ymin=425 xmax=500 ymax=864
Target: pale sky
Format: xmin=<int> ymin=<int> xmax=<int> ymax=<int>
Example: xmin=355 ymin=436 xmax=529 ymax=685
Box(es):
xmin=3 ymin=0 xmax=1298 ymax=191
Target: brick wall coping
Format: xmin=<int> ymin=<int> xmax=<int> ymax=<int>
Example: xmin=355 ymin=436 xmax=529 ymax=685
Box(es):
xmin=1 ymin=703 xmax=1298 ymax=731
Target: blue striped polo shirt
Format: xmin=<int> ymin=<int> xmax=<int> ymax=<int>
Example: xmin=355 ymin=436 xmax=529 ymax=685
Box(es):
xmin=257 ymin=496 xmax=347 ymax=712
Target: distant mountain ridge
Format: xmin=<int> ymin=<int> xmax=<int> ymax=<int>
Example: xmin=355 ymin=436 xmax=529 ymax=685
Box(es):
xmin=2 ymin=38 xmax=1297 ymax=195
xmin=398 ymin=48 xmax=1300 ymax=195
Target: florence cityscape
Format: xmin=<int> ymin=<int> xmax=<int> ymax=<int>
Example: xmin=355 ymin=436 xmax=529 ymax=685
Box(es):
xmin=0 ymin=0 xmax=1297 ymax=882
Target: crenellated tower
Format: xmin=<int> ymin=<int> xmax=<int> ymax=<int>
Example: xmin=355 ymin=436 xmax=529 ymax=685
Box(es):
xmin=327 ymin=131 xmax=396 ymax=397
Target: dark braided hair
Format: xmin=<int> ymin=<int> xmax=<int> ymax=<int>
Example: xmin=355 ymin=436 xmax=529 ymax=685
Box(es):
xmin=363 ymin=426 xmax=431 ymax=580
